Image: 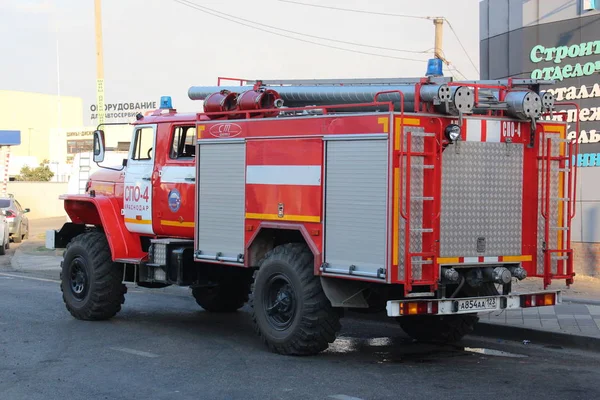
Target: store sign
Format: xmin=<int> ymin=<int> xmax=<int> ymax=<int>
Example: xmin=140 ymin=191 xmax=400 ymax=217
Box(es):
xmin=521 ymin=14 xmax=600 ymax=167
xmin=89 ymin=100 xmax=158 ymax=122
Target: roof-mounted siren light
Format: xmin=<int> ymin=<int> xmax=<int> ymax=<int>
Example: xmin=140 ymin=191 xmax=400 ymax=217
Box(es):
xmin=160 ymin=96 xmax=173 ymax=109
xmin=425 ymin=58 xmax=444 ymax=77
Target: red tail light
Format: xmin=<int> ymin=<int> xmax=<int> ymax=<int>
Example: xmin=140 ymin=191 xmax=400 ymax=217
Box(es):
xmin=399 ymin=301 xmax=439 ymax=315
xmin=520 ymin=293 xmax=556 ymax=308
xmin=4 ymin=210 xmax=14 ymax=220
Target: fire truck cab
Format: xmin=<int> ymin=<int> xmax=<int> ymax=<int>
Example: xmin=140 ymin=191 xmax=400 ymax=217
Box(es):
xmin=48 ymin=66 xmax=578 ymax=355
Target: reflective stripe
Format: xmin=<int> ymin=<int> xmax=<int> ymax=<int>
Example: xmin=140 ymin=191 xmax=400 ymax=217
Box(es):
xmin=466 ymin=119 xmax=481 ymax=142
xmin=124 ymin=218 xmax=152 ymax=225
xmin=246 ymin=165 xmax=321 ymax=186
xmin=486 ymin=120 xmax=501 ymax=142
xmin=438 ymin=255 xmax=532 ymax=264
xmin=245 ymin=213 xmax=320 ymax=223
xmin=160 ymin=166 xmax=195 ymax=184
xmin=160 ymin=220 xmax=194 ymax=227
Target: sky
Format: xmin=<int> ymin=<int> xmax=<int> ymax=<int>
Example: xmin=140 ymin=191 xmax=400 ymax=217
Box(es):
xmin=0 ymin=0 xmax=482 ymax=125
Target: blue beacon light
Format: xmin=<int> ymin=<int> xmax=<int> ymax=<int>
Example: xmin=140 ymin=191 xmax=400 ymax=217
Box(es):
xmin=160 ymin=96 xmax=173 ymax=109
xmin=425 ymin=58 xmax=444 ymax=77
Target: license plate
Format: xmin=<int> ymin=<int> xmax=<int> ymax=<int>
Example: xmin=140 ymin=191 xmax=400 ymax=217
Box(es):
xmin=457 ymin=297 xmax=498 ymax=312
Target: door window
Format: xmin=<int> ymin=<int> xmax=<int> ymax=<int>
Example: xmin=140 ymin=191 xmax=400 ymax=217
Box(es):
xmin=132 ymin=127 xmax=155 ymax=161
xmin=170 ymin=126 xmax=196 ymax=159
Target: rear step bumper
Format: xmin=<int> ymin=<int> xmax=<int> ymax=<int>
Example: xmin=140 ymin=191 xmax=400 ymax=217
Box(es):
xmin=386 ymin=290 xmax=563 ymax=317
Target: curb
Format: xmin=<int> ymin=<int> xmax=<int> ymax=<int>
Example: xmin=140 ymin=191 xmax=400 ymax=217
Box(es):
xmin=562 ymin=296 xmax=600 ymax=306
xmin=473 ymin=322 xmax=600 ymax=351
xmin=346 ymin=311 xmax=600 ymax=352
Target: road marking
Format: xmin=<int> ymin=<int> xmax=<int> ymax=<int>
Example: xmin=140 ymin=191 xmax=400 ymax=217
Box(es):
xmin=464 ymin=347 xmax=528 ymax=358
xmin=0 ymin=273 xmax=60 ymax=283
xmin=329 ymin=396 xmax=365 ymax=400
xmin=109 ymin=347 xmax=159 ymax=358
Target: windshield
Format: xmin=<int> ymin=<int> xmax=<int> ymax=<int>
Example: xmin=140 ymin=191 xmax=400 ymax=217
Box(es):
xmin=0 ymin=199 xmax=10 ymax=208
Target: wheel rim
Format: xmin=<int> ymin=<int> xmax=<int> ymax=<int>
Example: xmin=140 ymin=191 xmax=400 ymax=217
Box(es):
xmin=263 ymin=273 xmax=296 ymax=331
xmin=69 ymin=256 xmax=89 ymax=300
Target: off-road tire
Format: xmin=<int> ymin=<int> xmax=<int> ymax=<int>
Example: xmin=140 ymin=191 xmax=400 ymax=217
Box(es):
xmin=13 ymin=227 xmax=22 ymax=243
xmin=60 ymin=231 xmax=126 ymax=320
xmin=396 ymin=281 xmax=500 ymax=344
xmin=397 ymin=314 xmax=479 ymax=343
xmin=192 ymin=281 xmax=250 ymax=312
xmin=250 ymin=243 xmax=342 ymax=356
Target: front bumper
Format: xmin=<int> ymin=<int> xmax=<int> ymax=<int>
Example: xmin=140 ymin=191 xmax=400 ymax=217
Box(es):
xmin=386 ymin=290 xmax=563 ymax=317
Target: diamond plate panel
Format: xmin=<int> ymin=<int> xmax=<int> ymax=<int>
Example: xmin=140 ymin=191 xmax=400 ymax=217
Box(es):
xmin=440 ymin=141 xmax=523 ymax=257
xmin=398 ymin=127 xmax=425 ymax=281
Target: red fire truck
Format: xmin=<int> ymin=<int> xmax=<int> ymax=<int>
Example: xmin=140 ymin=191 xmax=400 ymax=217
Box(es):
xmin=48 ymin=63 xmax=578 ymax=355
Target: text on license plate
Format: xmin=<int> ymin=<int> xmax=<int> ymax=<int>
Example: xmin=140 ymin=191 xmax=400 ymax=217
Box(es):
xmin=457 ymin=298 xmax=498 ymax=311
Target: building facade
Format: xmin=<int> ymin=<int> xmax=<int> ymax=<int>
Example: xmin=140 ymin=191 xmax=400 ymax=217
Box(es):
xmin=0 ymin=90 xmax=132 ymax=180
xmin=480 ymin=0 xmax=600 ymax=276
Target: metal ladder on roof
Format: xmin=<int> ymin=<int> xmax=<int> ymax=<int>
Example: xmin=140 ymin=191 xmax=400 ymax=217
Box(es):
xmin=399 ymin=126 xmax=442 ymax=296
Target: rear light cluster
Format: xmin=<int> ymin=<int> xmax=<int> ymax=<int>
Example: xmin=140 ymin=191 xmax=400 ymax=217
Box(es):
xmin=520 ymin=293 xmax=556 ymax=308
xmin=399 ymin=301 xmax=439 ymax=315
xmin=4 ymin=210 xmax=14 ymax=220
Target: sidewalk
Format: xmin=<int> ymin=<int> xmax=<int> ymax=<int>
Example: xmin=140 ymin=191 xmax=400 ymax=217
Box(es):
xmin=473 ymin=277 xmax=600 ymax=349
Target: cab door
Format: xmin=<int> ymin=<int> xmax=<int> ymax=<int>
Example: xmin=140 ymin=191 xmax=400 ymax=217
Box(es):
xmin=153 ymin=124 xmax=196 ymax=237
xmin=124 ymin=124 xmax=156 ymax=235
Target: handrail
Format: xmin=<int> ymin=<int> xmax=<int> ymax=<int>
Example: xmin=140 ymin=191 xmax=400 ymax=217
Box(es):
xmin=540 ymin=127 xmax=548 ymax=219
xmin=196 ymin=101 xmax=394 ymax=121
xmin=431 ymin=117 xmax=444 ymax=221
xmin=551 ymin=102 xmax=580 ymax=219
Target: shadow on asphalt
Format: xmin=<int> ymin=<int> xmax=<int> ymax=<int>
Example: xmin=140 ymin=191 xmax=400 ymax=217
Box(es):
xmin=81 ymin=295 xmax=524 ymax=365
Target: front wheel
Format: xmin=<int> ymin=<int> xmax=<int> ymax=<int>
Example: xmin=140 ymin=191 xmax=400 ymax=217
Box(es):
xmin=60 ymin=231 xmax=127 ymax=320
xmin=250 ymin=243 xmax=342 ymax=356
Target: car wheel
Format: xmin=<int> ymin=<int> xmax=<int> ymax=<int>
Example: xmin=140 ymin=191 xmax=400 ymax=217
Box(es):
xmin=13 ymin=226 xmax=22 ymax=243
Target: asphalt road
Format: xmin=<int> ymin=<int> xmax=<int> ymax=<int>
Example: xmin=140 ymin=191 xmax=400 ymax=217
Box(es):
xmin=1 ymin=270 xmax=599 ymax=400
xmin=1 ymin=218 xmax=599 ymax=400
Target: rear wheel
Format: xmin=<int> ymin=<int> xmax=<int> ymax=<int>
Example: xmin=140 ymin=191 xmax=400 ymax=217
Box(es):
xmin=13 ymin=226 xmax=22 ymax=243
xmin=397 ymin=281 xmax=499 ymax=344
xmin=60 ymin=231 xmax=127 ymax=320
xmin=192 ymin=280 xmax=251 ymax=312
xmin=250 ymin=243 xmax=342 ymax=356
xmin=397 ymin=314 xmax=479 ymax=344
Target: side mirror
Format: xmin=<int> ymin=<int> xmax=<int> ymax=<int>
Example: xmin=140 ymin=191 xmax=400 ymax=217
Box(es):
xmin=24 ymin=208 xmax=30 ymax=213
xmin=93 ymin=129 xmax=106 ymax=163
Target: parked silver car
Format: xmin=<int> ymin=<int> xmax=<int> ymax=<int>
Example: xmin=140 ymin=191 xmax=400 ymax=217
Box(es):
xmin=0 ymin=209 xmax=9 ymax=255
xmin=0 ymin=194 xmax=30 ymax=243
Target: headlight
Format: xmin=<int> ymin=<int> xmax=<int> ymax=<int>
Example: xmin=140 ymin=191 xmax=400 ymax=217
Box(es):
xmin=445 ymin=124 xmax=461 ymax=142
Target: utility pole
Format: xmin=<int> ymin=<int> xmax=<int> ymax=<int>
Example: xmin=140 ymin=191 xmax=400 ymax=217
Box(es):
xmin=94 ymin=0 xmax=105 ymax=126
xmin=433 ymin=17 xmax=448 ymax=64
